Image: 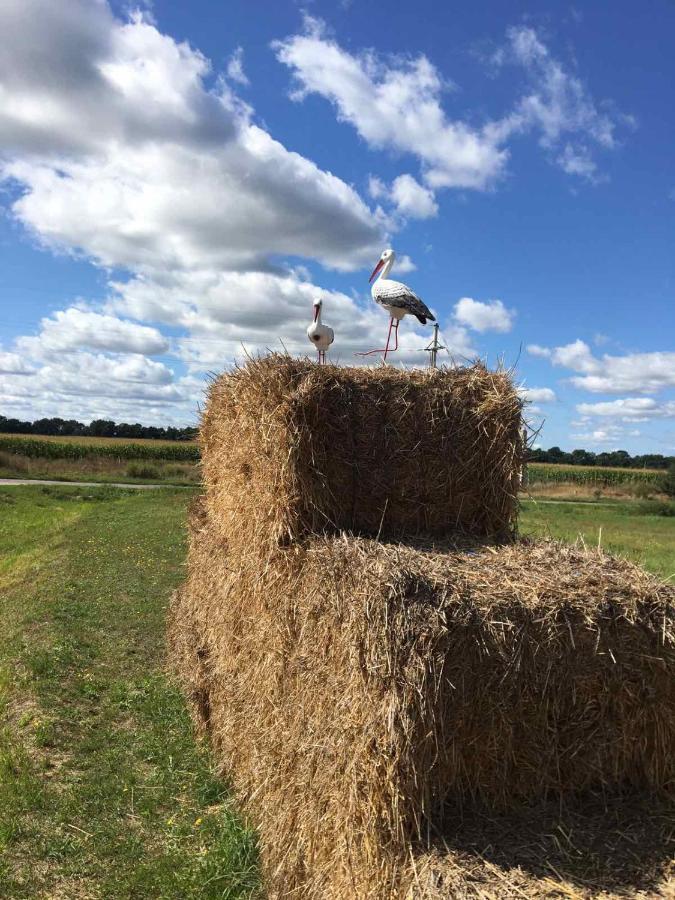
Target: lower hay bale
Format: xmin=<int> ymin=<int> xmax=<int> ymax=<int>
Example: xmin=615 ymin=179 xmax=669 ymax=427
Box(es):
xmin=168 ymin=504 xmax=675 ymax=899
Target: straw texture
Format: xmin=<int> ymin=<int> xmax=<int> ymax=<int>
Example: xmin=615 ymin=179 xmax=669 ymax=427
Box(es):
xmin=168 ymin=356 xmax=675 ymax=899
xmin=200 ymin=356 xmax=524 ymax=554
xmin=169 ymin=505 xmax=674 ymax=899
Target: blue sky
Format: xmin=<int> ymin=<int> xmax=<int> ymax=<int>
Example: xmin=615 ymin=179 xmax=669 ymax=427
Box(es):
xmin=0 ymin=0 xmax=673 ymax=451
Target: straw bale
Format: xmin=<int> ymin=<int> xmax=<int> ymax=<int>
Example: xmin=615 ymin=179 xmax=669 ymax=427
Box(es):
xmin=200 ymin=356 xmax=523 ymax=554
xmin=168 ymin=504 xmax=675 ymax=899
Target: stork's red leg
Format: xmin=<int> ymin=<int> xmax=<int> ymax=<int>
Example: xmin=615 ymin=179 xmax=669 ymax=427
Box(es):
xmin=355 ymin=317 xmax=396 ymax=358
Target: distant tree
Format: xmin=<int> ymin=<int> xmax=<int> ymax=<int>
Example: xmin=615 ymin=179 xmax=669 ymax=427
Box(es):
xmin=570 ymin=448 xmax=596 ymax=466
xmin=88 ymin=419 xmax=116 ymax=437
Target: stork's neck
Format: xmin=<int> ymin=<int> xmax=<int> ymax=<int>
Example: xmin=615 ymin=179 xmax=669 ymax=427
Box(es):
xmin=314 ymin=304 xmax=322 ymax=325
xmin=380 ymin=257 xmax=394 ymax=280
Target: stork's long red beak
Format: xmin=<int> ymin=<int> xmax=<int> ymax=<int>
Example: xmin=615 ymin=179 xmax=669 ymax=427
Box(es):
xmin=369 ymin=258 xmax=384 ymax=284
xmin=313 ymin=305 xmax=320 ymax=322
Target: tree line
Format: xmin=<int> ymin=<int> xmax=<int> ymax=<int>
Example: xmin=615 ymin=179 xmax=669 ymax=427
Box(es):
xmin=1 ymin=415 xmax=672 ymax=467
xmin=527 ymin=446 xmax=673 ymax=470
xmin=0 ymin=415 xmax=197 ymax=442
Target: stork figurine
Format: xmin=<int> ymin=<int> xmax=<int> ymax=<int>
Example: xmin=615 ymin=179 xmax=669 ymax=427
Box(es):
xmin=359 ymin=248 xmax=435 ymax=360
xmin=307 ymin=297 xmax=334 ymax=364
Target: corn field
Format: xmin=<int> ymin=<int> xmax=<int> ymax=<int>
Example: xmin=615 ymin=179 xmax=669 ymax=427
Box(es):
xmin=528 ymin=463 xmax=663 ymax=487
xmin=0 ymin=436 xmax=200 ymax=463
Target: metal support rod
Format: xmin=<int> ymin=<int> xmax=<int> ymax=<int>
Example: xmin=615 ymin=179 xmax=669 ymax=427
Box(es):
xmin=424 ymin=323 xmax=445 ymax=368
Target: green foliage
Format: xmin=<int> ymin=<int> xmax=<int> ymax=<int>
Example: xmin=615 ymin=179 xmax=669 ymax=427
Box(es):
xmin=659 ymin=462 xmax=675 ymax=498
xmin=0 ymin=436 xmax=200 ymax=462
xmin=126 ymin=462 xmax=161 ymax=479
xmin=528 ymin=463 xmax=662 ymax=488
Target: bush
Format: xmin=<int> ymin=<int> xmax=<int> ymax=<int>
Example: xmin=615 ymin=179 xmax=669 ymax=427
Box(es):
xmin=660 ymin=462 xmax=675 ymax=498
xmin=126 ymin=463 xmax=160 ymax=479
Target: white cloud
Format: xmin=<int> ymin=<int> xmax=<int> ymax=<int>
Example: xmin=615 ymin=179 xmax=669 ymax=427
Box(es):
xmin=519 ymin=386 xmax=557 ymax=403
xmin=226 ymin=46 xmax=249 ymax=86
xmin=493 ymin=27 xmax=621 ymax=155
xmin=25 ymin=308 xmax=169 ymax=355
xmin=526 ymin=343 xmax=552 ymax=358
xmin=0 ymin=351 xmax=34 ymax=375
xmin=454 ymin=297 xmax=514 ymax=333
xmin=577 ymin=398 xmax=675 ymax=421
xmin=368 ymin=175 xmax=385 ymax=200
xmin=275 ymin=19 xmax=629 ymax=195
xmin=557 ymin=144 xmax=600 ymax=182
xmin=275 ymin=17 xmax=508 ymax=191
xmin=390 ymin=174 xmax=438 ymax=219
xmin=533 ymin=339 xmax=675 ymax=394
xmin=109 ymin=268 xmax=471 ymax=370
xmin=0 ymin=2 xmax=383 ymax=274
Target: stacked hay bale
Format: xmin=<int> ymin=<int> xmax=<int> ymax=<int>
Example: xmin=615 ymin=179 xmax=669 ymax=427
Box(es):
xmin=169 ymin=355 xmax=675 ymax=900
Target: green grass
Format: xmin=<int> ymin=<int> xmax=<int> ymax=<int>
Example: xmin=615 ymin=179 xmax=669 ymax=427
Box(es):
xmin=0 ymin=484 xmax=672 ymax=897
xmin=0 ymin=485 xmax=259 ymax=899
xmin=0 ymin=450 xmax=200 ymax=486
xmin=520 ymin=498 xmax=675 ymax=580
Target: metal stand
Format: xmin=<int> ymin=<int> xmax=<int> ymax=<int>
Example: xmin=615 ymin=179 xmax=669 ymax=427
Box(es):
xmin=424 ymin=324 xmax=445 ymax=368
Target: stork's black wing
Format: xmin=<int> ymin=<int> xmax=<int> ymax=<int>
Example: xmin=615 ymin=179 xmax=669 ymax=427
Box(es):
xmin=379 ymin=292 xmax=436 ymax=324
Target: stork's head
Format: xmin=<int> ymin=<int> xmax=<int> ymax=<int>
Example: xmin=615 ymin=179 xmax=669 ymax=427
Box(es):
xmin=369 ymin=248 xmax=395 ymax=283
xmin=312 ymin=297 xmax=322 ymax=322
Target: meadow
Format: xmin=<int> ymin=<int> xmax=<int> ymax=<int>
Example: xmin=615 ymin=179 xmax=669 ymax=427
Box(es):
xmin=0 ymin=482 xmax=672 ymax=896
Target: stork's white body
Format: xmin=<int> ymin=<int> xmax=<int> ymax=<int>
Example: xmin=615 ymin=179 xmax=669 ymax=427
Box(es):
xmin=359 ymin=249 xmax=435 ymax=360
xmin=372 ymin=279 xmax=417 ymax=319
xmin=370 ymin=253 xmax=434 ymax=325
xmin=307 ymin=299 xmax=334 ymax=363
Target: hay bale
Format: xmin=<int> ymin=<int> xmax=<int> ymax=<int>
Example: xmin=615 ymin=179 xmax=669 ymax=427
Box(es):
xmin=168 ymin=507 xmax=675 ymax=899
xmin=200 ymin=356 xmax=523 ymax=554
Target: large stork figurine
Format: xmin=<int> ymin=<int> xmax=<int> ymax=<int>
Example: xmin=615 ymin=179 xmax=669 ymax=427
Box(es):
xmin=307 ymin=297 xmax=334 ymax=364
xmin=360 ymin=248 xmax=435 ymax=360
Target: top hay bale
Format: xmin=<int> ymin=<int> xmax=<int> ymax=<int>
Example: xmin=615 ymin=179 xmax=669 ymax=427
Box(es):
xmin=201 ymin=356 xmax=523 ymax=553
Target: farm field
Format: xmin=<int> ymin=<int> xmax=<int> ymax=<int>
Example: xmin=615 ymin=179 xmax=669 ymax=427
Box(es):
xmin=0 ymin=485 xmax=672 ymax=897
xmin=520 ymin=499 xmax=674 ymax=580
xmin=3 ymin=433 xmax=197 ymax=447
xmin=0 ymin=485 xmax=258 ymax=899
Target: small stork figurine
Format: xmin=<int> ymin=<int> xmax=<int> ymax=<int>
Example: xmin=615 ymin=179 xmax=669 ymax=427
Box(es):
xmin=359 ymin=248 xmax=435 ymax=360
xmin=307 ymin=297 xmax=334 ymax=364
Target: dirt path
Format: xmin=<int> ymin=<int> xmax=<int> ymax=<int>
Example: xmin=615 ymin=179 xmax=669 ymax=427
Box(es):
xmin=0 ymin=478 xmax=191 ymax=490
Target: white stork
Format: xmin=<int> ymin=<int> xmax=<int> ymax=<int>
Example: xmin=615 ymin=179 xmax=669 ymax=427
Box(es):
xmin=306 ymin=297 xmax=334 ymax=364
xmin=361 ymin=248 xmax=435 ymax=360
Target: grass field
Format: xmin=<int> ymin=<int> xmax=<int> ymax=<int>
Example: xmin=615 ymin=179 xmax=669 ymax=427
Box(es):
xmin=0 ymin=485 xmax=259 ymax=899
xmin=0 ymin=485 xmax=672 ymax=897
xmin=520 ymin=498 xmax=674 ymax=580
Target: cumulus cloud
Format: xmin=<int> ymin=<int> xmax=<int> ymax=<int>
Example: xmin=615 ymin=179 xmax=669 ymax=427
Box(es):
xmin=0 ymin=351 xmax=34 ymax=375
xmin=519 ymin=386 xmax=556 ymax=403
xmin=577 ymin=398 xmax=675 ymax=421
xmin=390 ymin=174 xmax=438 ymax=219
xmin=25 ymin=308 xmax=170 ymax=355
xmin=529 ymin=339 xmax=675 ymax=394
xmin=275 ymin=17 xmax=508 ymax=191
xmin=453 ymin=298 xmax=514 ymax=333
xmin=275 ymin=19 xmax=630 ymax=198
xmin=526 ymin=343 xmax=551 ymax=358
xmin=0 ymin=1 xmax=383 ymax=274
xmin=108 ymin=268 xmax=474 ymax=370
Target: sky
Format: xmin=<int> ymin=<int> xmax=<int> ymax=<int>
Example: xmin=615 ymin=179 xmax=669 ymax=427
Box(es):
xmin=0 ymin=0 xmax=673 ymax=452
